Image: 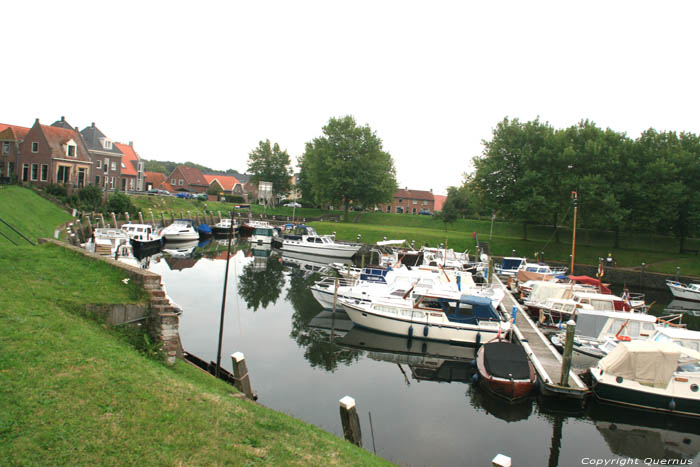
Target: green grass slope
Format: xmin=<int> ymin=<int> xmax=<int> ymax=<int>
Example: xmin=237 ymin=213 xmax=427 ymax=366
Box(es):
xmin=0 ymin=186 xmax=72 ymax=244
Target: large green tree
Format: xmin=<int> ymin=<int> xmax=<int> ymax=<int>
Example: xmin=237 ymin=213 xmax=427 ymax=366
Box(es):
xmin=246 ymin=140 xmax=292 ymax=202
xmin=300 ymin=116 xmax=398 ymax=221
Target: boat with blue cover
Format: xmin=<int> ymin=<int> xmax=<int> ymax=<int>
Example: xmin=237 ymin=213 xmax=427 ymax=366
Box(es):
xmin=341 ymin=292 xmax=510 ymax=345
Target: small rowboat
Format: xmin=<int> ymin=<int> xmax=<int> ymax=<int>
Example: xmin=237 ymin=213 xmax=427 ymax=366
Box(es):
xmin=476 ymin=340 xmax=537 ymax=401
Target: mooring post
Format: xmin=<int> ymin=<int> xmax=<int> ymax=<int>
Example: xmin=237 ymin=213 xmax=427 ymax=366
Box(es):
xmin=138 ymin=211 xmax=144 ymax=224
xmin=339 ymin=396 xmax=362 ymax=447
xmin=488 ymin=257 xmax=494 ymax=283
xmin=99 ymin=214 xmax=106 ymax=228
xmin=75 ymin=219 xmax=85 ymax=243
xmin=676 ymin=267 xmax=680 ymax=281
xmin=150 ymin=210 xmax=156 ymax=226
xmin=170 ymin=212 xmax=175 ymax=225
xmin=194 ymin=212 xmax=200 ymax=224
xmin=218 ymin=210 xmax=222 ymax=223
xmin=125 ymin=212 xmax=130 ymax=224
xmin=231 ymin=352 xmax=255 ymax=399
xmin=85 ymin=216 xmax=93 ymax=236
xmin=492 ymin=454 xmax=512 ymax=467
xmin=111 ymin=212 xmax=118 ymax=229
xmin=332 ymin=278 xmax=339 ymax=313
xmin=560 ymin=319 xmax=577 ymax=386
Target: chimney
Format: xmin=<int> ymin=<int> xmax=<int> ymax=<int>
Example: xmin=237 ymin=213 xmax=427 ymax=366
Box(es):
xmin=60 ymin=116 xmax=65 ymax=122
xmin=35 ymin=118 xmax=40 ymax=125
xmin=129 ymin=141 xmax=133 ymax=147
xmin=91 ymin=122 xmax=95 ymax=127
xmin=430 ymin=188 xmax=432 ymax=192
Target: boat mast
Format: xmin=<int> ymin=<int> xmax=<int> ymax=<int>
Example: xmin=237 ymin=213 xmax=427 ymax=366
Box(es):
xmin=570 ymin=191 xmax=578 ymax=275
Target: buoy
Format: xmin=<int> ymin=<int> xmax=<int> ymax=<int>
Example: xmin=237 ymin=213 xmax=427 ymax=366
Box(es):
xmin=423 ymin=325 xmax=429 ymax=337
xmin=475 ymin=332 xmax=481 ymax=347
xmin=669 ymin=399 xmax=676 ymax=411
xmin=408 ymin=325 xmax=414 ymax=339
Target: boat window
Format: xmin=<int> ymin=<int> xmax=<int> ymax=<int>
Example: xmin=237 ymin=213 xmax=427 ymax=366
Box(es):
xmin=307 ymin=238 xmax=315 ymax=243
xmin=591 ymin=299 xmax=614 ymax=311
xmin=689 ymin=342 xmax=699 ymax=351
xmin=643 ymin=323 xmax=655 ymax=332
xmin=419 ymin=297 xmax=442 ymax=310
xmin=576 ymin=314 xmax=610 ymax=338
xmin=315 ymin=238 xmax=323 ymax=244
xmin=390 ymin=289 xmax=407 ymax=297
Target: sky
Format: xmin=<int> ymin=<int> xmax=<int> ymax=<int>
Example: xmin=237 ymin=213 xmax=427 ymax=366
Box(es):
xmin=4 ymin=1 xmax=699 ymax=195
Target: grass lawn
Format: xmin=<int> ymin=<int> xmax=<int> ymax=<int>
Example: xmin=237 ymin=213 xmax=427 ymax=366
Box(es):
xmin=0 ymin=186 xmax=72 ymax=244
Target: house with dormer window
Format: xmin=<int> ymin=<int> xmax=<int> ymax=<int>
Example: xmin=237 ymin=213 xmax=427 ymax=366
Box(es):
xmin=12 ymin=118 xmax=92 ymax=187
xmin=80 ymin=122 xmax=123 ymax=190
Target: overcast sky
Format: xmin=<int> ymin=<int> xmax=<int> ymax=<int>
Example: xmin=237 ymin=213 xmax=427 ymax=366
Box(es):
xmin=4 ymin=1 xmax=698 ymax=195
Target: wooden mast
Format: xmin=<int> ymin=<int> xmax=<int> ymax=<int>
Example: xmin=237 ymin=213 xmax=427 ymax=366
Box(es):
xmin=570 ymin=191 xmax=578 ymax=275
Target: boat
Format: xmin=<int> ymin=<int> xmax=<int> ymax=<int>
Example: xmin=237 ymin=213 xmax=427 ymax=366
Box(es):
xmin=211 ymin=218 xmax=238 ymax=236
xmin=161 ymin=219 xmax=199 ymax=242
xmin=341 ymin=293 xmax=510 ymax=346
xmin=475 ymin=340 xmax=537 ymax=401
xmin=549 ymin=308 xmax=659 ymax=368
xmin=197 ymin=223 xmax=212 ymax=238
xmin=240 ymin=220 xmax=278 ymax=244
xmin=495 ymin=256 xmax=567 ymax=277
xmin=121 ymin=223 xmax=164 ymax=255
xmin=278 ymin=249 xmax=336 ymax=276
xmin=589 ymin=341 xmax=700 ymax=417
xmin=278 ymin=225 xmax=361 ymax=258
xmin=88 ymin=227 xmax=131 ymax=256
xmin=667 ymin=280 xmax=700 ymax=302
xmin=530 ymin=290 xmax=647 ymax=326
xmin=649 ymin=327 xmax=700 ymax=352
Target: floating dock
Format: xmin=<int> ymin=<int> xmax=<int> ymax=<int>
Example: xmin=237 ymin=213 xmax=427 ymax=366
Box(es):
xmin=492 ymin=276 xmax=589 ymax=400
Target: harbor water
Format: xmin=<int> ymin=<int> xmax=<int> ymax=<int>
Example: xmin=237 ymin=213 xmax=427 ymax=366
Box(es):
xmin=142 ymin=240 xmax=699 ymax=466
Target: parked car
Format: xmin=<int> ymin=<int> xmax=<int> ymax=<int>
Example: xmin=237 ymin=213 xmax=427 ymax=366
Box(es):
xmin=418 ymin=209 xmax=433 ymax=216
xmin=147 ymin=189 xmax=170 ymax=196
xmin=174 ymin=192 xmax=192 ymax=199
xmin=284 ymin=202 xmax=302 ymax=208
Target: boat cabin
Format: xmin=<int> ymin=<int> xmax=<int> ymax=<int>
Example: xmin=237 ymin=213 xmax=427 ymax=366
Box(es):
xmin=413 ymin=294 xmax=502 ymax=325
xmin=574 ymin=309 xmax=657 ymax=341
xmin=650 ymin=327 xmax=700 ymax=352
xmin=122 ymin=223 xmax=157 ymax=241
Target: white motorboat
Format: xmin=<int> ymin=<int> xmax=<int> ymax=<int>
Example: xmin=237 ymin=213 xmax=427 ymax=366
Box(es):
xmin=121 ymin=223 xmax=164 ymax=254
xmin=529 ymin=290 xmax=647 ymax=325
xmin=161 ymin=219 xmax=199 ymax=242
xmin=240 ymin=220 xmax=278 ymax=244
xmin=279 ymin=225 xmax=361 ymax=258
xmin=649 ymin=327 xmax=700 ymax=352
xmin=341 ymin=292 xmax=510 ymax=345
xmin=88 ymin=228 xmax=131 ymax=256
xmin=667 ymin=280 xmax=700 ymax=302
xmin=589 ymin=341 xmax=700 ymax=417
xmin=495 ymin=256 xmax=567 ymax=277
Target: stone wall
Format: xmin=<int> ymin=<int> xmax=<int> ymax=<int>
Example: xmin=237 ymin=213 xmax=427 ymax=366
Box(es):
xmin=38 ymin=238 xmax=182 ymax=364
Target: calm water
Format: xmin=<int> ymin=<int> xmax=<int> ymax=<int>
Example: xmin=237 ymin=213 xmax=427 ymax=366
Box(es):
xmin=141 ymin=240 xmax=700 ymax=466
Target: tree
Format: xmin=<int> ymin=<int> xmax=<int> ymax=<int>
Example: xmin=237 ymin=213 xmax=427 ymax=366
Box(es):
xmin=300 ymin=116 xmax=397 ymax=221
xmin=247 ymin=140 xmax=292 ymax=203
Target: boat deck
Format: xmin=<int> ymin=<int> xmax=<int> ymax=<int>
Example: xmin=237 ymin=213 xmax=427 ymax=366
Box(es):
xmin=493 ymin=275 xmax=589 ymax=400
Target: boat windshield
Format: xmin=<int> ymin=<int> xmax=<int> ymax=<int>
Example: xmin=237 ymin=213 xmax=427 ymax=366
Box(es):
xmin=501 ymin=258 xmax=524 ymax=270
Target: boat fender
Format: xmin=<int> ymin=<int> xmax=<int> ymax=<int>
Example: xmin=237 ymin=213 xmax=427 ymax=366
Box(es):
xmin=475 ymin=332 xmax=481 ymax=348
xmin=408 ymin=325 xmax=414 ymax=339
xmin=421 ymin=342 xmax=427 ymax=353
xmin=669 ymin=399 xmax=676 ymax=411
xmin=423 ymin=325 xmax=429 ymax=337
xmin=472 ymin=373 xmax=479 ymax=385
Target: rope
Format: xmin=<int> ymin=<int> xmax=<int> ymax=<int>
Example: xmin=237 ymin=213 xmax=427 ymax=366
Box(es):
xmin=537 ymin=204 xmax=572 ymax=255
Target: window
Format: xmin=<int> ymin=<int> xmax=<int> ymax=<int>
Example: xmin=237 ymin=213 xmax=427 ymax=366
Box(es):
xmin=22 ymin=164 xmax=29 ymax=181
xmin=412 ymin=208 xmax=417 ymax=214
xmin=40 ymin=164 xmax=48 ymax=181
xmin=137 ymin=162 xmax=144 ymax=172
xmin=0 ymin=165 xmax=3 ymax=177
xmin=31 ymin=164 xmax=38 ymax=181
xmin=103 ymin=140 xmax=112 ymax=150
xmin=386 ymin=205 xmax=391 ymax=213
xmin=110 ymin=177 xmax=114 ymax=188
xmin=67 ymin=145 xmax=76 ymax=157
xmin=398 ymin=198 xmax=403 ymax=203
xmin=31 ymin=142 xmax=39 ymax=153
xmin=57 ymin=166 xmax=70 ymax=184
xmin=111 ymin=162 xmax=116 ymax=171
xmin=171 ymin=179 xmax=176 ymax=185
xmin=104 ymin=159 xmax=109 ymax=173
xmin=95 ymin=175 xmax=101 ymax=186
xmin=423 ymin=201 xmax=428 ymax=205
xmin=413 ymin=200 xmax=418 ymax=205
xmin=179 ymin=179 xmax=184 ymax=186
xmin=121 ymin=162 xmax=126 ymax=169
xmin=2 ymin=142 xmax=9 ymax=155
xmin=96 ymin=160 xmax=102 ymax=169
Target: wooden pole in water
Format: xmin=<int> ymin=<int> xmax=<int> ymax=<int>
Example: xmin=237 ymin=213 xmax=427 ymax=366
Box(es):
xmin=99 ymin=214 xmax=106 ymax=228
xmin=231 ymin=352 xmax=255 ymax=399
xmin=560 ymin=319 xmax=577 ymax=386
xmin=76 ymin=219 xmax=85 ymax=243
xmin=570 ymin=191 xmax=578 ymax=275
xmin=218 ymin=210 xmax=222 ymax=223
xmin=339 ymin=396 xmax=362 ymax=447
xmin=150 ymin=210 xmax=156 ymax=226
xmin=138 ymin=211 xmax=144 ymax=224
xmin=170 ymin=212 xmax=175 ymax=225
xmin=332 ymin=278 xmax=339 ymax=313
xmin=124 ymin=212 xmax=130 ymax=224
xmin=160 ymin=213 xmax=166 ymax=228
xmin=215 ymin=214 xmax=236 ymax=379
xmin=110 ymin=212 xmax=118 ymax=228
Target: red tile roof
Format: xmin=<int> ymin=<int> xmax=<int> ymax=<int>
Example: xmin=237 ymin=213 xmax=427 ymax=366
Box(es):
xmin=40 ymin=124 xmax=90 ymax=162
xmin=433 ymin=194 xmax=447 ymax=212
xmin=394 ymin=189 xmax=434 ymax=201
xmin=0 ymin=123 xmax=30 ymax=140
xmin=145 ymin=171 xmax=166 ymax=188
xmin=114 ymin=142 xmax=138 ymax=176
xmin=203 ymin=174 xmax=240 ymax=191
xmin=175 ymin=165 xmax=208 ymax=186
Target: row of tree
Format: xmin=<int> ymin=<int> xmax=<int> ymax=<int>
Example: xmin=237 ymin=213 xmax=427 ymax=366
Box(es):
xmin=443 ymin=118 xmax=700 ymax=251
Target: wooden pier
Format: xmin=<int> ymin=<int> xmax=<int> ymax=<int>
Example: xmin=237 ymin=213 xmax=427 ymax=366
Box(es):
xmin=492 ymin=276 xmax=589 ymax=400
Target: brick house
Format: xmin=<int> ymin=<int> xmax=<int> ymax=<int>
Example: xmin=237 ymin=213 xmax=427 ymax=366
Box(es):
xmin=80 ymin=122 xmax=123 ymax=190
xmin=9 ymin=118 xmax=93 ymax=188
xmin=377 ymin=188 xmax=436 ymax=214
xmin=166 ymin=165 xmax=209 ymax=193
xmin=0 ymin=123 xmax=30 ymax=182
xmin=114 ymin=142 xmax=145 ymax=191
xmin=144 ymin=171 xmax=174 ymax=192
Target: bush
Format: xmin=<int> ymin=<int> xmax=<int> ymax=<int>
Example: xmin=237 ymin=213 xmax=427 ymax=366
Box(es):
xmin=106 ymin=192 xmax=136 ymax=215
xmin=78 ymin=185 xmax=104 ymax=212
xmin=221 ymin=195 xmax=245 ymax=204
xmin=45 ymin=184 xmax=67 ymax=198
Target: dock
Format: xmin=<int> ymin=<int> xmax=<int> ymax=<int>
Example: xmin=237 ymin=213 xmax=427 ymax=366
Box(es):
xmin=492 ymin=275 xmax=589 ymax=399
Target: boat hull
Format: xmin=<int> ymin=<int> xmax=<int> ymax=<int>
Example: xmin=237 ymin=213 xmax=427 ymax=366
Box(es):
xmin=281 ymin=242 xmax=360 ymax=258
xmin=667 ymin=282 xmax=700 ymax=302
xmin=590 ymin=368 xmax=700 ymax=417
xmin=342 ymin=300 xmax=503 ymax=345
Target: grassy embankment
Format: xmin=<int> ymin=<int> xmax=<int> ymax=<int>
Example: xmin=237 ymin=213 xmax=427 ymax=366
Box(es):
xmin=0 ymin=186 xmax=389 ymax=466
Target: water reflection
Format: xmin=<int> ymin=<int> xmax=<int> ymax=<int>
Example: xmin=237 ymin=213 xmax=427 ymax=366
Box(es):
xmin=237 ymin=250 xmax=285 ymax=311
xmin=288 ymin=270 xmax=362 ymax=371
